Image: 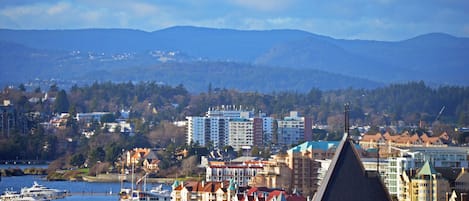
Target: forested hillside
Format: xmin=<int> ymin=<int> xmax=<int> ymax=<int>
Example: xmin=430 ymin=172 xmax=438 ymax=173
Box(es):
xmin=1 ymin=26 xmax=468 ymax=90
xmin=1 ymin=81 xmax=468 ymax=162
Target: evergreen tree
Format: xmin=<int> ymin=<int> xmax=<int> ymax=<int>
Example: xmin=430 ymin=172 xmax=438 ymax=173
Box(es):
xmin=53 ymin=90 xmax=69 ymax=113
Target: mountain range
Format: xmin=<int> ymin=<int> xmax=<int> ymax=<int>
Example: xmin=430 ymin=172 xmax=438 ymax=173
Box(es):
xmin=1 ymin=26 xmax=468 ymax=92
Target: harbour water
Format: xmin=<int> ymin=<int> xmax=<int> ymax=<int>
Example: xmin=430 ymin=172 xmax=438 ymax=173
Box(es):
xmin=0 ymin=174 xmax=170 ymax=201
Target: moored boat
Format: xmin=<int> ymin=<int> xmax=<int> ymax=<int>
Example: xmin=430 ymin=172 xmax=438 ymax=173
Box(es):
xmin=20 ymin=182 xmax=68 ymax=200
xmin=0 ymin=190 xmax=48 ymax=201
xmin=119 ymin=187 xmax=171 ymax=201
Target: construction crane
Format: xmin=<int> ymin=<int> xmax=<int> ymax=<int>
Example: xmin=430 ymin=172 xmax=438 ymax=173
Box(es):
xmin=434 ymin=106 xmax=446 ymax=122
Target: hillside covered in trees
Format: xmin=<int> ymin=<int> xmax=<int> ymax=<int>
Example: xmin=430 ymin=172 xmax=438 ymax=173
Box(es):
xmin=0 ymin=81 xmax=468 ymax=171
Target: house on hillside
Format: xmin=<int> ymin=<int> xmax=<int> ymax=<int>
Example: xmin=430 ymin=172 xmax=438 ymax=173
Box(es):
xmin=126 ymin=148 xmax=160 ymax=171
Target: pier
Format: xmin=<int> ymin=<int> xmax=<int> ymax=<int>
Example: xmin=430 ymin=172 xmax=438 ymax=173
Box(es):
xmin=69 ymin=192 xmax=117 ymax=196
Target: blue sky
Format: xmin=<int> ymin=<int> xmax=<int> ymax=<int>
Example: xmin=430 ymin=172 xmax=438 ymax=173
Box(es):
xmin=1 ymin=0 xmax=468 ymax=41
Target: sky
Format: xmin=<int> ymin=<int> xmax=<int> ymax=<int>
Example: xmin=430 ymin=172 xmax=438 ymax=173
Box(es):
xmin=1 ymin=0 xmax=469 ymax=41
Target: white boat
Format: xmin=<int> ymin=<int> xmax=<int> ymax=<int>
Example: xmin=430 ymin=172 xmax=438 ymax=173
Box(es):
xmin=20 ymin=182 xmax=68 ymax=200
xmin=119 ymin=187 xmax=171 ymax=201
xmin=119 ymin=170 xmax=171 ymax=201
xmin=150 ymin=184 xmax=171 ymax=197
xmin=0 ymin=190 xmax=48 ymax=201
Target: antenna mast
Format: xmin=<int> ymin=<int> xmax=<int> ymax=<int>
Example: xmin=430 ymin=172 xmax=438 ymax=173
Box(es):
xmin=344 ymin=102 xmax=350 ymax=138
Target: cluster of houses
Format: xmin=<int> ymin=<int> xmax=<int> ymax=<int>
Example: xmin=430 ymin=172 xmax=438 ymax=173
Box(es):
xmin=162 ymin=129 xmax=469 ymax=201
xmin=170 ymin=134 xmax=393 ymax=201
xmin=125 ymin=148 xmax=160 ymax=172
xmin=359 ymin=131 xmax=450 ymax=150
xmin=44 ymin=110 xmax=135 ymax=138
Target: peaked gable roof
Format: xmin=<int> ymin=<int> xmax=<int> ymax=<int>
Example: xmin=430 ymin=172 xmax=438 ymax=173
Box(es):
xmin=416 ymin=161 xmax=438 ymax=177
xmin=313 ymin=135 xmax=392 ymax=201
xmin=455 ymin=168 xmax=469 ymax=182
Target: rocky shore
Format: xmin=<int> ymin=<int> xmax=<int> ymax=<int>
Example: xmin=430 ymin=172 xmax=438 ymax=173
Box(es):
xmin=0 ymin=168 xmax=47 ymax=177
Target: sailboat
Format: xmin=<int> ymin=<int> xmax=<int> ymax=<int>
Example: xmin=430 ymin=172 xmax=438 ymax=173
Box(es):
xmin=119 ymin=164 xmax=171 ymax=201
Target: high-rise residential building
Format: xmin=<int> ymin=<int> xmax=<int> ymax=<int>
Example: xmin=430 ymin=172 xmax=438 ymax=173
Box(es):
xmin=229 ymin=118 xmax=254 ymax=151
xmin=364 ymin=146 xmax=469 ymax=199
xmin=287 ymin=141 xmax=339 ymax=197
xmin=186 ymin=116 xmax=207 ymax=146
xmin=401 ymin=161 xmax=450 ymax=201
xmin=186 ymin=106 xmax=273 ymax=150
xmin=253 ymin=115 xmax=274 ymax=147
xmin=386 ymin=156 xmax=416 ymax=199
xmin=277 ymin=111 xmax=312 ymax=147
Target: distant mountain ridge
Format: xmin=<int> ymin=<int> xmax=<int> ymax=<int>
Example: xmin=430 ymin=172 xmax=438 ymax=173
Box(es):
xmin=0 ymin=26 xmax=468 ymax=91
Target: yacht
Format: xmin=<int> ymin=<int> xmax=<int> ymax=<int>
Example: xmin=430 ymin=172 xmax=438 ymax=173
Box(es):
xmin=20 ymin=182 xmax=68 ymax=200
xmin=0 ymin=190 xmax=48 ymax=201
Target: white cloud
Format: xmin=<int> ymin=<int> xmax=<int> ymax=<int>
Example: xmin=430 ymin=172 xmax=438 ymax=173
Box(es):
xmin=129 ymin=2 xmax=159 ymax=17
xmin=229 ymin=0 xmax=293 ymax=12
xmin=46 ymin=2 xmax=70 ymax=15
xmin=0 ymin=0 xmax=468 ymax=40
xmin=1 ymin=3 xmax=42 ymax=18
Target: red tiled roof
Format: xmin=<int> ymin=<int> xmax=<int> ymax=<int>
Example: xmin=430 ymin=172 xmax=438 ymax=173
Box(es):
xmin=361 ymin=133 xmax=383 ymax=142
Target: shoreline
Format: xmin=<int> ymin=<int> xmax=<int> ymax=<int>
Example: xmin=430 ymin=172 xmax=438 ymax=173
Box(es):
xmin=1 ymin=171 xmax=176 ymax=184
xmin=82 ymin=174 xmax=175 ymax=184
xmin=0 ymin=167 xmax=47 ymax=177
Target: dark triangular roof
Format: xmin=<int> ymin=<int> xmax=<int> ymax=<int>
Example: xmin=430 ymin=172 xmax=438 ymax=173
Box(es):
xmin=313 ymin=135 xmax=392 ymax=201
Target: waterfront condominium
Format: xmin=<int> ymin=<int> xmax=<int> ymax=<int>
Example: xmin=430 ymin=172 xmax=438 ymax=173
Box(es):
xmin=186 ymin=106 xmax=273 ymax=150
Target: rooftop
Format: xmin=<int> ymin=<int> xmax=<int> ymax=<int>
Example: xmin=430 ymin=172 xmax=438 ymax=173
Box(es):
xmin=288 ymin=141 xmax=340 ymax=153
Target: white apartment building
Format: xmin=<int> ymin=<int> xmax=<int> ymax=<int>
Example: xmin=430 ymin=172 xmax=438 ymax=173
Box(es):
xmin=229 ymin=119 xmax=253 ymax=151
xmin=408 ymin=146 xmax=469 ymax=168
xmin=383 ymin=146 xmax=468 ymax=198
xmin=186 ymin=116 xmax=206 ymax=146
xmin=386 ymin=156 xmax=416 ymax=198
xmin=186 ymin=116 xmax=230 ymax=148
xmin=205 ymin=157 xmax=265 ymax=187
xmin=186 ymin=107 xmax=272 ymax=149
xmin=277 ymin=111 xmax=312 ymax=146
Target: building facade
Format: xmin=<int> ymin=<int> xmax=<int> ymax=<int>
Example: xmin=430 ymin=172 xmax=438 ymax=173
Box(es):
xmin=171 ymin=180 xmax=237 ymax=201
xmin=228 ymin=119 xmax=254 ymax=151
xmin=286 ymin=141 xmax=338 ymax=197
xmin=205 ymin=157 xmax=266 ymax=187
xmin=277 ymin=111 xmax=312 ymax=147
xmin=249 ymin=154 xmax=292 ymax=190
xmin=186 ymin=107 xmax=272 ymax=150
xmin=401 ymin=161 xmax=450 ymax=201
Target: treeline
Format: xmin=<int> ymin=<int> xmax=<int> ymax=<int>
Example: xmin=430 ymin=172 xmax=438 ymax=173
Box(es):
xmin=0 ymin=81 xmax=468 ymax=163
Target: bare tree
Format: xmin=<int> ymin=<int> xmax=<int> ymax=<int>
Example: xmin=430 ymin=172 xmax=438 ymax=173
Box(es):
xmin=181 ymin=155 xmax=198 ymax=177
